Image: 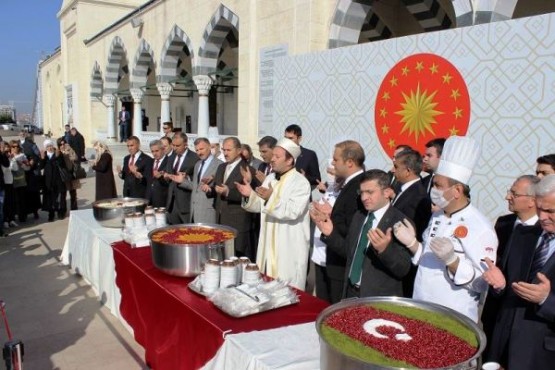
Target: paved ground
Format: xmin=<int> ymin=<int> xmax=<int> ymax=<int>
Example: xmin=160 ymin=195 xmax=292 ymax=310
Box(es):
xmin=0 ymin=131 xmax=146 ymax=369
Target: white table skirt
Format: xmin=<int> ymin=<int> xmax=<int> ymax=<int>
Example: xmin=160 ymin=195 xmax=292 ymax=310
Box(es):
xmin=60 ymin=209 xmax=125 ymax=321
xmin=202 ymin=322 xmax=321 ymax=370
xmin=60 ymin=210 xmax=322 ymax=368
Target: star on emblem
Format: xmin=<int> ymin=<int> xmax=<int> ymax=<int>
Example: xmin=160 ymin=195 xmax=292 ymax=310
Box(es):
xmin=390 ymin=76 xmax=398 ymax=87
xmin=415 ymin=61 xmax=424 ymax=72
xmin=442 ymin=73 xmax=452 ymax=84
xmin=429 ymin=63 xmax=439 ymax=74
xmin=451 ymin=89 xmax=461 ymax=100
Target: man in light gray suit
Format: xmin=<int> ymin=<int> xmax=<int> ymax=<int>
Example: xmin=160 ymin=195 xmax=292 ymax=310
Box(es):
xmin=175 ymin=137 xmax=222 ymax=223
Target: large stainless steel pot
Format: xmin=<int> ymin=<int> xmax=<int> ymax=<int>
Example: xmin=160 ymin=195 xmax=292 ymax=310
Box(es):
xmin=316 ymin=297 xmax=486 ymax=370
xmin=92 ymin=197 xmax=149 ymax=228
xmin=148 ymin=223 xmax=237 ymax=277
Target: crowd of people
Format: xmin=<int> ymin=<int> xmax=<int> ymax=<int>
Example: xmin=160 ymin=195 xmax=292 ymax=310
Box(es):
xmin=2 ymin=120 xmax=553 ymax=368
xmin=0 ymin=128 xmax=90 ymax=236
xmin=108 ymin=122 xmax=555 ymax=368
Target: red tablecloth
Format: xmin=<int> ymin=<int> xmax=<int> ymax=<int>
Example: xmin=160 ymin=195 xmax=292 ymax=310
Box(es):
xmin=112 ymin=242 xmax=329 ymax=370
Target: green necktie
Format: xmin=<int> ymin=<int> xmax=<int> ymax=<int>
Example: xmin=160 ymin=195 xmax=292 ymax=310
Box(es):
xmin=349 ymin=212 xmax=375 ymax=286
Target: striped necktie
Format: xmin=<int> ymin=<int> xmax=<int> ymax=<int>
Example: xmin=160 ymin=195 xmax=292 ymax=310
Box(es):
xmin=529 ymin=232 xmax=555 ymax=280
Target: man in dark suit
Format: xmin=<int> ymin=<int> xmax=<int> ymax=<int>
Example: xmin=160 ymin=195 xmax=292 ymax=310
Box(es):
xmin=310 ymin=140 xmax=365 ymax=303
xmin=145 ymin=139 xmax=169 ymax=207
xmin=118 ymin=105 xmax=131 ymax=142
xmin=117 ymin=136 xmax=153 ymax=199
xmin=316 ymin=169 xmax=412 ymax=298
xmin=284 ymin=124 xmax=321 ymax=187
xmin=391 ymin=149 xmax=432 ymax=298
xmin=254 ymin=136 xmax=277 ymax=184
xmin=421 ymin=138 xmax=446 ymax=196
xmin=164 ymin=132 xmax=198 ymax=224
xmin=483 ymin=174 xmax=555 ymax=369
xmin=481 ymin=174 xmax=540 ymax=357
xmin=207 ymin=137 xmax=258 ymax=260
xmin=391 ymin=149 xmax=432 ymax=239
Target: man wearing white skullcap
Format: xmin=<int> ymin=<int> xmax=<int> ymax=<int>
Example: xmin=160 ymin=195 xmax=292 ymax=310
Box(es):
xmin=237 ymin=137 xmax=312 ymax=290
xmin=393 ymin=136 xmax=498 ymax=322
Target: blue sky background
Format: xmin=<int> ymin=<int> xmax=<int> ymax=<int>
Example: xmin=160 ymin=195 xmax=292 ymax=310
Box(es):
xmin=0 ymin=1 xmax=61 ymax=116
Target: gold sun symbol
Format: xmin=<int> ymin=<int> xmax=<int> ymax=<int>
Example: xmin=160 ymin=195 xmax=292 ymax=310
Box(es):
xmin=395 ymin=83 xmax=443 ymax=142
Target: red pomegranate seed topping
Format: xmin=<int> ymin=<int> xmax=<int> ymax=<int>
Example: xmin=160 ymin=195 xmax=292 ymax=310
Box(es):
xmin=323 ymin=306 xmax=477 ymax=368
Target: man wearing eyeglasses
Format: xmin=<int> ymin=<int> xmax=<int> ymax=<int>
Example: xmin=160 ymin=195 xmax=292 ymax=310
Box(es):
xmin=315 ymin=169 xmax=411 ymax=298
xmin=481 ymin=175 xmax=540 ymax=352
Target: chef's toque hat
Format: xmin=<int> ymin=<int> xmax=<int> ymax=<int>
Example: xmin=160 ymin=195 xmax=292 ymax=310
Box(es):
xmin=436 ymin=136 xmax=480 ymax=185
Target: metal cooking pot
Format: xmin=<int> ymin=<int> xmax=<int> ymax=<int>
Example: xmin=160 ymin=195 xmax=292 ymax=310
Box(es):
xmin=148 ymin=223 xmax=237 ymax=277
xmin=316 ymin=297 xmax=486 ymax=370
xmin=92 ymin=197 xmax=149 ymax=228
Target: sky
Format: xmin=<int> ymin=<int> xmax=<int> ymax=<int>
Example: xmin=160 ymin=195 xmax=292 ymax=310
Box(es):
xmin=0 ymin=1 xmax=62 ymax=116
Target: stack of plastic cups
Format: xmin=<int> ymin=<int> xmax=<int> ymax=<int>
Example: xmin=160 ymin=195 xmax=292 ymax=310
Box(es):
xmin=124 ymin=213 xmax=134 ymax=228
xmin=220 ymin=260 xmax=237 ymax=288
xmin=155 ymin=208 xmax=167 ymax=228
xmin=239 ymin=257 xmax=250 ymax=282
xmin=243 ymin=263 xmax=260 ymax=285
xmin=229 ymin=256 xmax=241 ymax=285
xmin=132 ymin=212 xmax=145 ymax=228
xmin=202 ymin=259 xmax=221 ymax=294
xmin=145 ymin=214 xmax=156 ymax=230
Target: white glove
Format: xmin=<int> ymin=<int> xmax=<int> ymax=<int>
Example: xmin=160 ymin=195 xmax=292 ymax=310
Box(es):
xmin=393 ymin=219 xmax=416 ymax=247
xmin=429 ymin=237 xmax=457 ymax=265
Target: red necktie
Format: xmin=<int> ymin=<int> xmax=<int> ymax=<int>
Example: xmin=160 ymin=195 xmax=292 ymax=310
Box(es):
xmin=129 ymin=154 xmax=135 ymax=167
xmin=153 ymin=159 xmax=159 ymax=175
xmin=173 ymin=155 xmax=182 ymax=172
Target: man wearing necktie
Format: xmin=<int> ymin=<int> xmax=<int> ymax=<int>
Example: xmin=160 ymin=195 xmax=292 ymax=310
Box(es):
xmin=117 ymin=136 xmax=153 ymax=198
xmin=207 ymin=137 xmax=258 ymax=260
xmin=175 ymin=137 xmax=222 ymax=223
xmin=145 ymin=139 xmax=169 ymax=207
xmin=483 ymin=174 xmax=555 ymax=370
xmin=315 ymin=169 xmax=411 ymax=298
xmin=164 ymin=132 xmax=199 ymax=224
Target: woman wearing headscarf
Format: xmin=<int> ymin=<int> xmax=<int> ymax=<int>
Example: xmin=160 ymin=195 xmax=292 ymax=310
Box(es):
xmin=58 ymin=137 xmax=80 ymax=211
xmin=91 ymin=141 xmax=117 ymax=201
xmin=20 ymin=131 xmax=42 ymax=219
xmin=9 ymin=140 xmax=30 ymax=223
xmin=40 ymin=139 xmax=70 ymax=221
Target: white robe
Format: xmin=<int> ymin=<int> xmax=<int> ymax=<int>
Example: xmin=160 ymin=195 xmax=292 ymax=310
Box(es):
xmin=412 ymin=203 xmax=498 ymax=322
xmin=242 ymin=169 xmax=311 ymax=290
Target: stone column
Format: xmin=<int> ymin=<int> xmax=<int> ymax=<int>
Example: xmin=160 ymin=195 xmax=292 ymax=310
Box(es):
xmin=103 ymin=94 xmax=117 ymax=142
xmin=157 ymin=82 xmax=173 ymax=135
xmin=130 ymin=88 xmax=144 ymax=138
xmin=193 ymin=75 xmax=213 ymax=137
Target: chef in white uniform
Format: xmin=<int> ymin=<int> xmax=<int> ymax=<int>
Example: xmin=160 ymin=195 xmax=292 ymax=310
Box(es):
xmin=393 ymin=136 xmax=498 ymax=322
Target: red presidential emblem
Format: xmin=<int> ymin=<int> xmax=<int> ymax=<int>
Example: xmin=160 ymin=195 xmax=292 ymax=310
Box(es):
xmin=375 ymin=53 xmax=470 ymax=157
xmin=453 ymin=225 xmax=468 ymax=239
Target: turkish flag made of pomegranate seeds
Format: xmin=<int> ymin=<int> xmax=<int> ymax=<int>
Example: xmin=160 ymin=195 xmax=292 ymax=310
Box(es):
xmin=324 ymin=305 xmax=477 ymax=368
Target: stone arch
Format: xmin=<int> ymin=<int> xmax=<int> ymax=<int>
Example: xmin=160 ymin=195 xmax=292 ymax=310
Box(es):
xmin=328 ymin=0 xmax=456 ymax=49
xmin=159 ymin=25 xmax=195 ymax=84
xmin=131 ymin=39 xmax=155 ymax=88
xmin=90 ymin=61 xmax=103 ymax=98
xmin=105 ymin=36 xmax=128 ymax=94
xmin=452 ymin=0 xmax=523 ymax=27
xmin=330 ymin=0 xmax=375 ymax=48
xmin=195 ymin=4 xmax=239 ymax=75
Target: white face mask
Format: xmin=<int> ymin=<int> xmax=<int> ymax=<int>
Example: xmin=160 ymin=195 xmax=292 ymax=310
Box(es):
xmin=430 ymin=187 xmax=452 ymax=209
xmin=47 ymin=151 xmax=54 ymax=159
